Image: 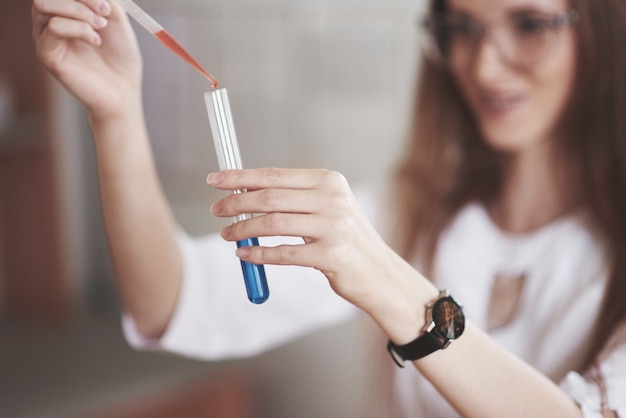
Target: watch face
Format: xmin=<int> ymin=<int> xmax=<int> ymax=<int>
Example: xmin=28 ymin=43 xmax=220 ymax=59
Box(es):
xmin=432 ymin=296 xmax=465 ymax=340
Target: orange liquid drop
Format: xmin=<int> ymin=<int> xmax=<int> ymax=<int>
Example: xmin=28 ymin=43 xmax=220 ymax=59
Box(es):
xmin=155 ymin=30 xmax=219 ymax=88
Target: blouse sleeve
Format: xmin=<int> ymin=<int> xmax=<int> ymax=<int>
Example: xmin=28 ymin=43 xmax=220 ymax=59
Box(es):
xmin=560 ymin=325 xmax=626 ymax=417
xmin=122 ymin=229 xmax=358 ymax=360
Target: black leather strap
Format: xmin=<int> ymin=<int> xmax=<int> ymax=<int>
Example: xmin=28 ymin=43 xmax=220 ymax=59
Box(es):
xmin=387 ymin=330 xmax=444 ymax=367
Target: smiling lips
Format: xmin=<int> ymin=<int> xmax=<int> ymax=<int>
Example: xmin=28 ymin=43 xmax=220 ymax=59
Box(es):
xmin=478 ymin=92 xmax=525 ymax=116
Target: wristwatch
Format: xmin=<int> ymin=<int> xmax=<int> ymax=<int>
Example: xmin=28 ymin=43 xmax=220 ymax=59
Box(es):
xmin=387 ymin=290 xmax=465 ymax=367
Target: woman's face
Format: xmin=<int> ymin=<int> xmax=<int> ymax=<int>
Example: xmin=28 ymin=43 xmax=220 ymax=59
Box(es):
xmin=447 ymin=0 xmax=578 ymax=155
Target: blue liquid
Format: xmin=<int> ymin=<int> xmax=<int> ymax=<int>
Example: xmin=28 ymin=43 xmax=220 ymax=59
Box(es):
xmin=236 ymin=238 xmax=269 ymax=304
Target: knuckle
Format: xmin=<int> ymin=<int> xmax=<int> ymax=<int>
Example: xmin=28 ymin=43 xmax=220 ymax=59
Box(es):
xmin=263 ymin=167 xmax=283 ymax=181
xmin=318 ymin=168 xmax=333 ymax=182
xmin=329 ymin=217 xmax=349 ymax=236
xmin=232 ymin=169 xmax=245 ymax=183
xmin=233 ymin=219 xmax=249 ymax=238
xmin=33 ymin=0 xmax=46 ymax=12
xmin=265 ymin=212 xmax=285 ymax=231
xmin=324 ymin=243 xmax=348 ymax=265
xmin=229 ymin=194 xmax=244 ymax=213
xmin=36 ymin=46 xmax=58 ymax=72
xmin=260 ymin=188 xmax=280 ymax=209
xmin=321 ymin=170 xmax=349 ymax=189
xmin=333 ymin=216 xmax=359 ymax=241
xmin=46 ymin=15 xmax=62 ymax=32
xmin=330 ymin=191 xmax=354 ymax=212
xmin=276 ymin=246 xmax=295 ymax=263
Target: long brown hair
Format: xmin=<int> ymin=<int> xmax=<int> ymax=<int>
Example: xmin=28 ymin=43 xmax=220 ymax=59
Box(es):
xmin=393 ymin=0 xmax=626 ymax=370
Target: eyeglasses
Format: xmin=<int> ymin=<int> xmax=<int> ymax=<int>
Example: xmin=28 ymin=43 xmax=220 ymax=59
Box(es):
xmin=419 ymin=10 xmax=579 ymax=68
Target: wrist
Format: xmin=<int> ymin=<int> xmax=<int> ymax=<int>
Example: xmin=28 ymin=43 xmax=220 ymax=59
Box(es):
xmin=89 ymin=93 xmax=145 ymax=140
xmin=387 ymin=289 xmax=466 ymax=367
xmin=87 ymin=89 xmax=143 ymax=128
xmin=367 ymin=253 xmax=439 ymax=345
xmin=88 ymin=98 xmax=154 ymax=173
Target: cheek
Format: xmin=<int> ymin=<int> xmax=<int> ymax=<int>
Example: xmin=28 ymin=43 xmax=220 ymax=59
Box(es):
xmin=532 ymin=36 xmax=578 ymax=133
xmin=449 ymin=35 xmax=578 ymax=150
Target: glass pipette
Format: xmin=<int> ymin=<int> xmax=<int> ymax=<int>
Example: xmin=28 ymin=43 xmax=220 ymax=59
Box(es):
xmin=205 ymin=88 xmax=270 ymax=304
xmin=115 ymin=0 xmax=219 ymax=88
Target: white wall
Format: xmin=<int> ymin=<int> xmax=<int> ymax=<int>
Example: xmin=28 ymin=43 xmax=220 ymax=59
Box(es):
xmin=136 ymin=0 xmax=425 ymax=234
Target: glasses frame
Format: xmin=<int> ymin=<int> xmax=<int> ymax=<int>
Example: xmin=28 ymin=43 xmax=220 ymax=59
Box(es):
xmin=419 ymin=9 xmax=579 ymax=69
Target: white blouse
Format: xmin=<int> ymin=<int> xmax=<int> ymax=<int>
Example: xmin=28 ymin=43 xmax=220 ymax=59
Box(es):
xmin=123 ymin=202 xmax=626 ymax=417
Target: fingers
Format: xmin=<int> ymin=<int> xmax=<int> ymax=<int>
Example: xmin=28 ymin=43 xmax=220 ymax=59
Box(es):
xmin=235 ymin=242 xmax=340 ymax=272
xmin=208 ymin=168 xmax=350 ymax=192
xmin=32 ymin=0 xmax=111 ymax=42
xmin=33 ymin=0 xmax=111 ymax=33
xmin=221 ymin=213 xmax=338 ymax=242
xmin=211 ymin=188 xmax=327 ymax=217
xmin=209 ymin=168 xmax=361 ymax=274
xmin=44 ymin=16 xmax=106 ymax=48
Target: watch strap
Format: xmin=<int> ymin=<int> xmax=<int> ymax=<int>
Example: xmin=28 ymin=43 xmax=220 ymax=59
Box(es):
xmin=387 ymin=329 xmax=444 ymax=368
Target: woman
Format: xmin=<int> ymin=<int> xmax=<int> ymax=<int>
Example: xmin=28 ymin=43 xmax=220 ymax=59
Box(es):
xmin=32 ymin=0 xmax=626 ymax=416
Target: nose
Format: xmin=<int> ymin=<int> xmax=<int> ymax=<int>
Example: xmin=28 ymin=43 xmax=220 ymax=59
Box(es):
xmin=470 ymin=36 xmax=510 ymax=85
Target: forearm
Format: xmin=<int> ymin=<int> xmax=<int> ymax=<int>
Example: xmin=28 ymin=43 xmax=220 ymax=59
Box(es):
xmin=364 ymin=256 xmax=582 ymax=417
xmin=412 ymin=322 xmax=583 ymax=418
xmin=90 ymin=100 xmax=182 ymax=338
xmin=32 ymin=0 xmax=178 ymax=337
xmin=382 ymin=307 xmax=581 ymax=418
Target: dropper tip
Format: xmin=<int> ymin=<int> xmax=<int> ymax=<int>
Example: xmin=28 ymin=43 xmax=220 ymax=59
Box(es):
xmin=203 ymin=72 xmax=218 ymax=89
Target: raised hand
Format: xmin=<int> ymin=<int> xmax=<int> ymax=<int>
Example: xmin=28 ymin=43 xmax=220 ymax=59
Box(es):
xmin=32 ymin=0 xmax=142 ymax=121
xmin=208 ymin=168 xmax=437 ymax=336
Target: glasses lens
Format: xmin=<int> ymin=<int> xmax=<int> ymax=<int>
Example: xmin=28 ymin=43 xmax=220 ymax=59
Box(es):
xmin=419 ymin=12 xmax=575 ymax=68
xmin=419 ymin=16 xmax=482 ymax=66
xmin=504 ymin=15 xmax=557 ymax=64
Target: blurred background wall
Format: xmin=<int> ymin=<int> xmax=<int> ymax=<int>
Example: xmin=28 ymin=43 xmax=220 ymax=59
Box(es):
xmin=0 ymin=0 xmax=425 ymax=416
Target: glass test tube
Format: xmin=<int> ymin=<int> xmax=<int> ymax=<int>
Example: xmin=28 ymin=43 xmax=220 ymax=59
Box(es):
xmin=204 ymin=88 xmax=270 ymax=304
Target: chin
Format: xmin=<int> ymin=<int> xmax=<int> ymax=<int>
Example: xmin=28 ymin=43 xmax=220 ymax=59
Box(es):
xmin=478 ymin=125 xmax=536 ymax=154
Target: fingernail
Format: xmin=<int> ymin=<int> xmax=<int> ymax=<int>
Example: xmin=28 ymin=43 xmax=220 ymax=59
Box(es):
xmin=94 ymin=15 xmax=108 ymax=28
xmin=92 ymin=33 xmax=102 ymax=46
xmin=221 ymin=226 xmax=232 ymax=238
xmin=236 ymin=247 xmax=251 ymax=258
xmin=207 ymin=172 xmax=224 ymax=185
xmin=210 ymin=201 xmax=222 ymax=214
xmin=100 ymin=0 xmax=112 ymax=15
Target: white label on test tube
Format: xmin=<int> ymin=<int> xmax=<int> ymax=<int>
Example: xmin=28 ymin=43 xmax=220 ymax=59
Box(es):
xmin=204 ymin=88 xmax=269 ymax=304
